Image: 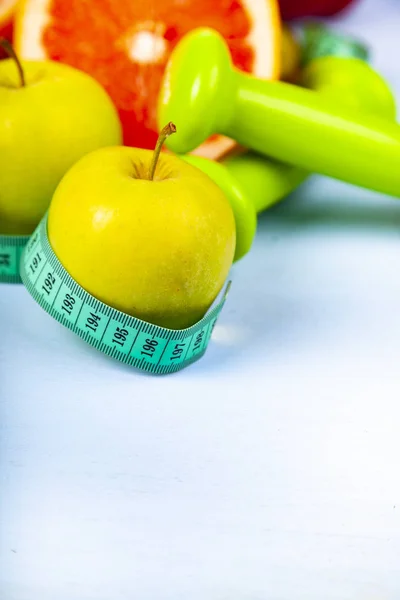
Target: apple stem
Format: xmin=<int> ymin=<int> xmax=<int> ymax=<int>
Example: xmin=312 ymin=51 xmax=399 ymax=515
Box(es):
xmin=148 ymin=122 xmax=176 ymax=180
xmin=0 ymin=39 xmax=26 ymax=88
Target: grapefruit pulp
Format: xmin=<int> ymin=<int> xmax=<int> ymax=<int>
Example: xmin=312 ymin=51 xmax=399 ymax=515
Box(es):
xmin=15 ymin=0 xmax=281 ymax=158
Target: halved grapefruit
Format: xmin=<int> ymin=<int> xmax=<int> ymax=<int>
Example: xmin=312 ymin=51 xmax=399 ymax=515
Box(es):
xmin=15 ymin=0 xmax=280 ymax=158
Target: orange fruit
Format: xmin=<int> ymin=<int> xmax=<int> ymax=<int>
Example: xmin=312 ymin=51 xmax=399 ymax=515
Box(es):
xmin=15 ymin=0 xmax=280 ymax=158
xmin=0 ymin=0 xmax=18 ymax=56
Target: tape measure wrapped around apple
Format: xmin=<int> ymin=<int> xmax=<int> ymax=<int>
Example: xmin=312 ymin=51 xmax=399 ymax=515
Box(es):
xmin=20 ymin=124 xmax=235 ymax=374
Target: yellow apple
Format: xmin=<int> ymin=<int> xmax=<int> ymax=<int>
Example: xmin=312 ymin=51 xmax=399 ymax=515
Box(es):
xmin=47 ymin=125 xmax=236 ymax=329
xmin=0 ymin=42 xmax=122 ymax=234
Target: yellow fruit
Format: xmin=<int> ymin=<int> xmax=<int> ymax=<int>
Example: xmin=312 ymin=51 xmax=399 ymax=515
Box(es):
xmin=48 ymin=145 xmax=235 ymax=329
xmin=0 ymin=57 xmax=122 ymax=234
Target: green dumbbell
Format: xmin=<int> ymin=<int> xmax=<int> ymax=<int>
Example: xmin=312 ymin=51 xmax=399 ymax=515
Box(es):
xmin=158 ymin=27 xmax=400 ymax=201
xmin=183 ymin=54 xmax=396 ymax=260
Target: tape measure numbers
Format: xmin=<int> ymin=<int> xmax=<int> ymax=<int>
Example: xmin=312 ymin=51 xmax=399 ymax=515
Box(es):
xmin=20 ymin=216 xmax=230 ymax=374
xmin=0 ymin=234 xmax=30 ymax=283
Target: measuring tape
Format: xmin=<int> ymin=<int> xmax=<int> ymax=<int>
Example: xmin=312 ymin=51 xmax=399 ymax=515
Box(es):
xmin=300 ymin=23 xmax=369 ymax=65
xmin=20 ymin=215 xmax=230 ymax=374
xmin=0 ymin=234 xmax=30 ymax=283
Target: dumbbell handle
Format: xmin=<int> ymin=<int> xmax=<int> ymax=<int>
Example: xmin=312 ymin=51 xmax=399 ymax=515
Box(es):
xmin=236 ymin=74 xmax=399 ymax=197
